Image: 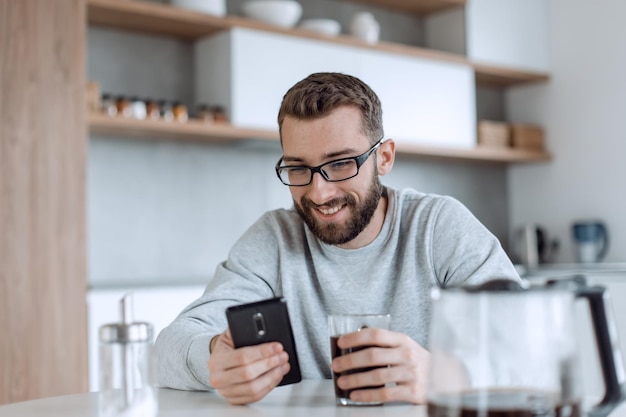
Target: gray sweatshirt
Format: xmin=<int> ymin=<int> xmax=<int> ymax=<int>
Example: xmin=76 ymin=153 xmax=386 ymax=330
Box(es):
xmin=154 ymin=187 xmax=521 ymax=390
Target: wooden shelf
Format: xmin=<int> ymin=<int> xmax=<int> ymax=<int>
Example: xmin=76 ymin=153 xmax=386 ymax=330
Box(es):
xmin=86 ymin=0 xmax=549 ymax=87
xmin=474 ymin=62 xmax=550 ymax=87
xmin=87 ymin=0 xmax=230 ymax=40
xmin=343 ymin=0 xmax=466 ymax=15
xmin=88 ymin=113 xmax=551 ymax=164
xmin=88 ymin=112 xmax=278 ymax=143
xmin=394 ymin=142 xmax=551 ymax=163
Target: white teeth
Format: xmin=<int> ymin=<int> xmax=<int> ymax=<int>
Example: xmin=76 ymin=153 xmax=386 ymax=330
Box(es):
xmin=318 ymin=205 xmax=341 ymax=215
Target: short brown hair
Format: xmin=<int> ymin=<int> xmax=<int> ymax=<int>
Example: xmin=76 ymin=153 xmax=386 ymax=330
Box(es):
xmin=277 ymin=72 xmax=384 ymax=145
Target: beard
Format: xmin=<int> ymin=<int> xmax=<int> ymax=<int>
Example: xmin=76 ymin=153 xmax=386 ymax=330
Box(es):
xmin=294 ymin=173 xmax=384 ymax=246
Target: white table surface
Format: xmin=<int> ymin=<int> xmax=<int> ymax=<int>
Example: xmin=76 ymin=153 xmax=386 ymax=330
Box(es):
xmin=3 ymin=380 xmax=626 ymax=417
xmin=0 ymin=380 xmax=423 ymax=417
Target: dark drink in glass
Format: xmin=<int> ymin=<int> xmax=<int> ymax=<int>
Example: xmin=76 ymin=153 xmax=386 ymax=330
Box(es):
xmin=330 ymin=336 xmax=384 ymax=405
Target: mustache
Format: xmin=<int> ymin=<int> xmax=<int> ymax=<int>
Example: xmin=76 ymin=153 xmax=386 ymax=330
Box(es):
xmin=300 ymin=195 xmax=356 ymax=210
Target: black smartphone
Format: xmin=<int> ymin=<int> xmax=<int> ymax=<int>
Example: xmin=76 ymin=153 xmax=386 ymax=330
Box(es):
xmin=225 ymin=297 xmax=302 ymax=386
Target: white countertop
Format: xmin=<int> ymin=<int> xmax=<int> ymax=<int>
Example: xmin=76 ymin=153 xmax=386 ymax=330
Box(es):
xmin=2 ymin=380 xmax=626 ymax=417
xmin=516 ymin=262 xmax=626 ymax=279
xmin=0 ymin=380 xmax=421 ymax=417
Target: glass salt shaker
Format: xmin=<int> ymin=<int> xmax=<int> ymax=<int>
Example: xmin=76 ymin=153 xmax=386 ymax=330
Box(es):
xmin=99 ymin=293 xmax=157 ymax=417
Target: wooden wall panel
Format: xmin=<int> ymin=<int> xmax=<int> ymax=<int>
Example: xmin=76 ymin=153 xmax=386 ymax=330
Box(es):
xmin=0 ymin=0 xmax=88 ymax=404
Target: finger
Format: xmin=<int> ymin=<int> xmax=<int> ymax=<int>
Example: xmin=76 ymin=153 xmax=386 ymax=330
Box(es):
xmin=332 ymin=346 xmax=392 ymax=373
xmin=219 ymin=362 xmax=291 ymax=405
xmin=219 ymin=342 xmax=285 ymax=371
xmin=210 ymin=348 xmax=288 ymax=388
xmin=337 ymin=360 xmax=419 ymax=385
xmin=337 ymin=328 xmax=402 ymax=348
xmin=347 ymin=345 xmax=426 ymax=369
xmin=223 ymin=351 xmax=289 ymax=385
xmin=220 ymin=329 xmax=234 ymax=348
xmin=348 ymin=382 xmax=426 ymax=405
xmin=334 ymin=351 xmax=428 ymax=405
xmin=336 ymin=364 xmax=425 ymax=404
xmin=332 ymin=347 xmax=425 ymax=394
xmin=336 ymin=364 xmax=388 ymax=390
xmin=333 ymin=333 xmax=427 ymax=372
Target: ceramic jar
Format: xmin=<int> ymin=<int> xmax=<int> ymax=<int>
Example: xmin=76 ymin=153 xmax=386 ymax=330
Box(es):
xmin=349 ymin=12 xmax=380 ymax=44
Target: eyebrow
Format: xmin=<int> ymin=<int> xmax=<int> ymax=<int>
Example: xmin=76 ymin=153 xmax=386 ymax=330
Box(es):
xmin=282 ymin=148 xmax=360 ymax=164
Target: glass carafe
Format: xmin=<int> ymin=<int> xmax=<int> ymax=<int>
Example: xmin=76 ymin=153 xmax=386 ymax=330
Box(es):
xmin=428 ymin=278 xmax=625 ymax=417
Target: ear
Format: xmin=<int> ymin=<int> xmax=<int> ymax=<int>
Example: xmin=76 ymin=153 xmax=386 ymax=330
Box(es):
xmin=376 ymin=139 xmax=395 ymax=176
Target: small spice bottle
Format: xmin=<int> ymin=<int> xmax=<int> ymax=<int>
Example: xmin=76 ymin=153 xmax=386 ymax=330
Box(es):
xmin=116 ymin=96 xmax=133 ymax=118
xmin=130 ymin=97 xmax=147 ymax=120
xmin=145 ymin=99 xmax=160 ymax=121
xmin=158 ymin=100 xmax=174 ymax=122
xmin=172 ymin=101 xmax=188 ymax=123
xmin=195 ymin=104 xmax=214 ymax=122
xmin=213 ymin=105 xmax=227 ymax=124
xmin=101 ymin=94 xmax=118 ymax=116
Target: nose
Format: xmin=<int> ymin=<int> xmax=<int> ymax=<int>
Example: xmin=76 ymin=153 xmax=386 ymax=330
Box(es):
xmin=306 ymin=170 xmax=336 ymax=203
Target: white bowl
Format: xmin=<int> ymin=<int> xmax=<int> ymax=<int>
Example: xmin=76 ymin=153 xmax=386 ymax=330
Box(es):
xmin=298 ymin=19 xmax=341 ymax=36
xmin=241 ymin=0 xmax=303 ymax=28
xmin=170 ymin=0 xmax=226 ymax=16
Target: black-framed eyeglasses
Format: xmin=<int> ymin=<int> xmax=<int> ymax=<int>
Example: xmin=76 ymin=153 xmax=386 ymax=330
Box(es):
xmin=275 ymin=138 xmax=384 ymax=187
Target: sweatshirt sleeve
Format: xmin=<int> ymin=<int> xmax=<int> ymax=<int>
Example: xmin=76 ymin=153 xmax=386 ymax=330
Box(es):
xmin=153 ymin=212 xmax=282 ymax=390
xmin=430 ymin=196 xmax=521 ymax=287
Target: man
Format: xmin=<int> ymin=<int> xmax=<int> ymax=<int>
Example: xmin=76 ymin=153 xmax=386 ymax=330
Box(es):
xmin=155 ymin=72 xmax=521 ymax=405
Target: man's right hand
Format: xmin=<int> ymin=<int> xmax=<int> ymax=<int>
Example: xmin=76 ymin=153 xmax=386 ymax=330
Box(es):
xmin=207 ymin=329 xmax=291 ymax=405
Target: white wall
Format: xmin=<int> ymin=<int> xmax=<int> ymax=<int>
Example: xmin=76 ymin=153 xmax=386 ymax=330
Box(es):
xmin=507 ymin=1 xmax=626 ymax=263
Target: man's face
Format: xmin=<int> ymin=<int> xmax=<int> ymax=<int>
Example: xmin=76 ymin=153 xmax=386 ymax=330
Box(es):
xmin=280 ymin=106 xmax=384 ymax=248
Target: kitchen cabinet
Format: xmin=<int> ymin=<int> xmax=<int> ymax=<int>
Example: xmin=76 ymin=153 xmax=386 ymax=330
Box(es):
xmin=195 ymin=29 xmax=357 ymax=131
xmin=86 ymin=0 xmax=552 ymax=164
xmin=357 ymin=48 xmax=474 ymax=149
xmin=424 ymin=0 xmax=548 ymax=72
xmin=196 ymin=28 xmax=475 ymax=149
xmin=0 ymin=0 xmax=88 ymax=404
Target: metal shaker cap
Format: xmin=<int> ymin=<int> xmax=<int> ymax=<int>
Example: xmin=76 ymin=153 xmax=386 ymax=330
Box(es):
xmin=98 ymin=292 xmax=154 ymax=343
xmin=99 ymin=322 xmax=153 ymax=344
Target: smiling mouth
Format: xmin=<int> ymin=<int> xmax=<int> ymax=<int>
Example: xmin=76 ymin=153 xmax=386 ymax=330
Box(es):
xmin=317 ymin=204 xmax=344 ymax=216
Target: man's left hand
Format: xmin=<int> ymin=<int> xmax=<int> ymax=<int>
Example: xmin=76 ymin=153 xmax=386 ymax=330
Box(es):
xmin=330 ymin=328 xmax=429 ymax=404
